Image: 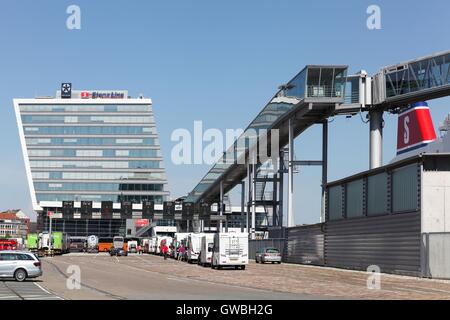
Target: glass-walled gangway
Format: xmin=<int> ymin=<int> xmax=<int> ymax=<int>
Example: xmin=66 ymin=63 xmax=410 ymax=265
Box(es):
xmin=185 ymin=65 xmax=348 ymax=205
xmin=373 ymin=50 xmax=450 ymax=107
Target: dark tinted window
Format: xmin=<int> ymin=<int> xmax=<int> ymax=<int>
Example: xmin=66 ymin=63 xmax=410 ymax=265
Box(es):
xmin=0 ymin=253 xmax=15 ymax=261
xmin=19 ymin=254 xmax=35 ymax=261
xmin=0 ymin=253 xmax=33 ymax=261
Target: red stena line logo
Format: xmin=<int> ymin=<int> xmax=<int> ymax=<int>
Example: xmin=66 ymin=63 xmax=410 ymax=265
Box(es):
xmin=396 ymin=102 xmax=436 ymax=155
xmin=80 ymin=91 xmax=124 ymax=99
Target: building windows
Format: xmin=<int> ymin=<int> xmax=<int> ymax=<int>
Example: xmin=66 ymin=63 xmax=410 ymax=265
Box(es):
xmin=20 ymin=104 xmax=152 ymax=113
xmin=22 ymin=115 xmax=154 ymax=124
xmin=34 ymin=182 xmax=164 ymax=192
xmin=75 ymin=150 xmax=103 ymax=157
xmin=30 ymin=160 xmax=161 ymax=169
xmin=36 ymin=194 xmax=165 ymax=203
xmin=18 ymin=100 xmax=168 ymax=206
xmin=24 ymin=126 xmax=155 ymax=135
xmin=26 ymin=138 xmax=156 ymax=146
xmin=115 ymin=150 xmax=129 ymax=157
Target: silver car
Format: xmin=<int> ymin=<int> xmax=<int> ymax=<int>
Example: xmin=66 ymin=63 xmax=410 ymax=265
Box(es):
xmin=255 ymin=247 xmax=282 ymax=264
xmin=0 ymin=251 xmax=43 ymax=282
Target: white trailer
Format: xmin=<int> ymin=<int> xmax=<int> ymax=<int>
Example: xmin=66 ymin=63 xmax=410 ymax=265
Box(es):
xmin=187 ymin=233 xmax=205 ymax=263
xmin=157 ymin=236 xmax=173 ymax=255
xmin=86 ymin=235 xmax=99 ymax=253
xmin=149 ymin=236 xmax=158 ymax=254
xmin=173 ymin=233 xmax=190 ymax=259
xmin=142 ymin=238 xmax=150 ymax=253
xmin=211 ymin=232 xmax=248 ymax=270
xmin=38 ymin=232 xmax=51 ymax=251
xmin=199 ymin=233 xmax=215 ymax=266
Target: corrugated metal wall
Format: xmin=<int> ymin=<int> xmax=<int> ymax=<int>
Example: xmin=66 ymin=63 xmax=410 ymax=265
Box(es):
xmin=285 ymin=224 xmax=324 ymax=265
xmin=324 ymin=212 xmax=421 ymax=276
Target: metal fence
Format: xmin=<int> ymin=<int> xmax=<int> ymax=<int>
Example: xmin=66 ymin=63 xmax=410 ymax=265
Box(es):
xmin=248 ymin=239 xmax=286 ymax=259
xmin=422 ymin=233 xmax=450 ymax=279
xmin=285 ymin=224 xmax=324 ymax=265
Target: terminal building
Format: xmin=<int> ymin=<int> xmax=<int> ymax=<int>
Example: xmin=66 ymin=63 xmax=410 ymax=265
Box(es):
xmin=13 ymin=85 xmax=170 ymax=237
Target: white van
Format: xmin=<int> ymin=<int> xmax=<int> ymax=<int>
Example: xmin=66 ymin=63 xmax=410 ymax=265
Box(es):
xmin=173 ymin=233 xmax=190 ymax=259
xmin=186 ymin=233 xmax=204 ymax=263
xmin=199 ymin=233 xmax=215 ymax=266
xmin=157 ymin=236 xmax=173 ymax=255
xmin=149 ymin=236 xmax=158 ymax=254
xmin=211 ymin=232 xmax=249 ymax=270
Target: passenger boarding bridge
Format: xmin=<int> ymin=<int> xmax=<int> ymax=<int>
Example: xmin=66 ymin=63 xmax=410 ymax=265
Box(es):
xmin=185 ymin=50 xmax=450 ymax=238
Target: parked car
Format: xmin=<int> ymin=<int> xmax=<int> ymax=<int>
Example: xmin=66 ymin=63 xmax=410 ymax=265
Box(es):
xmin=255 ymin=247 xmax=282 ymax=264
xmin=109 ymin=247 xmax=128 ymax=257
xmin=0 ymin=251 xmax=42 ymax=282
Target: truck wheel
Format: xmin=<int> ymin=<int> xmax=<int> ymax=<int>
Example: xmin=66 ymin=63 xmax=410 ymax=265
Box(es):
xmin=241 ymin=265 xmax=246 ymax=270
xmin=14 ymin=269 xmax=27 ymax=282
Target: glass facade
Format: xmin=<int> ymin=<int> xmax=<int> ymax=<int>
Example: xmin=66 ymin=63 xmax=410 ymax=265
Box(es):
xmin=17 ymin=99 xmax=169 ymax=206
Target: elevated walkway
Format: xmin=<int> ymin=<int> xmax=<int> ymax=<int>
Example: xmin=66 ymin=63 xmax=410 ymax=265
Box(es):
xmin=372 ymin=50 xmax=450 ymax=108
xmin=186 ymin=65 xmax=349 ymax=205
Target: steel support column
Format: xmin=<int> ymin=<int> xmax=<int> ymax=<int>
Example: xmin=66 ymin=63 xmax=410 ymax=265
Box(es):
xmin=287 ymin=118 xmax=294 ymax=227
xmin=321 ymin=121 xmax=328 ymax=223
xmin=219 ymin=180 xmax=224 ymax=233
xmin=251 ymin=161 xmax=256 ymax=239
xmin=241 ymin=181 xmax=245 ymax=232
xmin=278 ymin=149 xmax=285 ymax=228
xmin=247 ymin=162 xmax=251 ymax=234
xmin=369 ymin=110 xmax=383 ymax=169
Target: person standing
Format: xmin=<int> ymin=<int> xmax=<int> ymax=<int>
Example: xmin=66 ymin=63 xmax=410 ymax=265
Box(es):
xmin=178 ymin=244 xmax=186 ymax=261
xmin=162 ymin=243 xmax=169 ymax=260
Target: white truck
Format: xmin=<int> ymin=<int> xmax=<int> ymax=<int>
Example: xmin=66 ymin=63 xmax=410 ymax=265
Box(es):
xmin=211 ymin=232 xmax=249 ymax=270
xmin=127 ymin=240 xmax=138 ymax=253
xmin=157 ymin=236 xmax=173 ymax=255
xmin=86 ymin=235 xmax=99 ymax=253
xmin=142 ymin=238 xmax=150 ymax=253
xmin=186 ymin=233 xmax=205 ymax=263
xmin=199 ymin=233 xmax=215 ymax=266
xmin=173 ymin=233 xmax=190 ymax=259
xmin=38 ymin=232 xmax=51 ymax=252
xmin=149 ymin=236 xmax=158 ymax=254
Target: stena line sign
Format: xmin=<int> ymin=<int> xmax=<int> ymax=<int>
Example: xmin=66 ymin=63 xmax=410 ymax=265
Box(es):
xmin=57 ymin=88 xmax=128 ymax=99
xmin=85 ymin=91 xmax=126 ymax=99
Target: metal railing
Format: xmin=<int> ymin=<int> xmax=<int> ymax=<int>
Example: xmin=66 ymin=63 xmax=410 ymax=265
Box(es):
xmin=306 ymin=85 xmax=344 ymax=99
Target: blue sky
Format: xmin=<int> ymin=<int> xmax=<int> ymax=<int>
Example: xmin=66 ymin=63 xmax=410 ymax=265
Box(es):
xmin=0 ymin=0 xmax=449 ymax=223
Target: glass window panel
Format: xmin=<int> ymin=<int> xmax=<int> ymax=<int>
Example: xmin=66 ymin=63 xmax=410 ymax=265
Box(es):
xmin=328 ymin=185 xmax=343 ymax=220
xmin=367 ymin=172 xmax=388 ymax=216
xmin=346 ymin=179 xmax=364 ymax=218
xmin=392 ymin=164 xmax=418 ymax=213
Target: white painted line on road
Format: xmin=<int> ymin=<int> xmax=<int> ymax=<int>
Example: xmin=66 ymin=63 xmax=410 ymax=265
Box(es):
xmin=167 ymin=277 xmax=189 ymax=283
xmin=34 ymin=282 xmax=64 ymax=300
xmin=115 ymin=256 xmax=119 ymax=263
xmin=33 ymin=283 xmax=51 ymax=294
